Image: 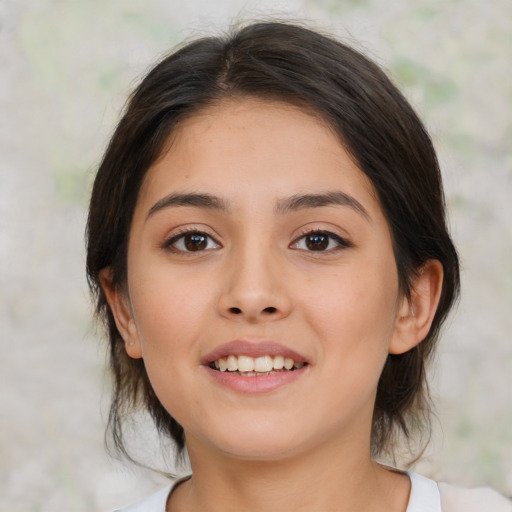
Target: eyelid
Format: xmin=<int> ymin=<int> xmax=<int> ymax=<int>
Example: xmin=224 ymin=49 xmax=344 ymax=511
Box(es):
xmin=162 ymin=227 xmax=222 ymax=253
xmin=160 ymin=225 xmax=351 ymax=254
xmin=290 ymin=228 xmax=352 ymax=252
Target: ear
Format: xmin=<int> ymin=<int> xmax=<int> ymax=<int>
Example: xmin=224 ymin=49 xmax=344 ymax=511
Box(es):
xmin=99 ymin=268 xmax=142 ymax=359
xmin=389 ymin=260 xmax=444 ymax=355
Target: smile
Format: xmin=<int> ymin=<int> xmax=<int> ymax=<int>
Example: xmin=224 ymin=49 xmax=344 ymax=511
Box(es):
xmin=210 ymin=354 xmax=306 ymax=375
xmin=202 ymin=340 xmax=309 ymax=392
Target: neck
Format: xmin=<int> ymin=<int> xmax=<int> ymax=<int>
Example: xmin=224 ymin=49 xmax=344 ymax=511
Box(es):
xmin=169 ymin=436 xmax=410 ymax=512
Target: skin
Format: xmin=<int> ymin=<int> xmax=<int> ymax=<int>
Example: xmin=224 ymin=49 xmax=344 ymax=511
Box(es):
xmin=102 ymin=99 xmax=443 ymax=512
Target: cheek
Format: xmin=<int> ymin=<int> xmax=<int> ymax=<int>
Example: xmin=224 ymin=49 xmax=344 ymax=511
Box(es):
xmin=301 ymin=267 xmax=399 ymax=416
xmin=127 ymin=272 xmax=213 ymax=421
xmin=128 ymin=263 xmax=215 ymax=359
xmin=301 ymin=262 xmax=399 ymax=351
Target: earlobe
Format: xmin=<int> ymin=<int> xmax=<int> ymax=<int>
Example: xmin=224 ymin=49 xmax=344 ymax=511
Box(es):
xmin=389 ymin=260 xmax=444 ymax=355
xmin=99 ymin=269 xmax=143 ymax=359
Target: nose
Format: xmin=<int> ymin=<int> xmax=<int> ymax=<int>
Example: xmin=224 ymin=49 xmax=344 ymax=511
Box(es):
xmin=217 ymin=246 xmax=293 ymax=323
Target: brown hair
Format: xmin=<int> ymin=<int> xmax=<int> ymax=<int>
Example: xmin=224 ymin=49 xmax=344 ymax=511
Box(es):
xmin=86 ymin=21 xmax=460 ymax=464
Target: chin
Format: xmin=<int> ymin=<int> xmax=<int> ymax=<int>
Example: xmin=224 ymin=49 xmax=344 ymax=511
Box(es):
xmin=201 ymin=421 xmax=314 ymax=462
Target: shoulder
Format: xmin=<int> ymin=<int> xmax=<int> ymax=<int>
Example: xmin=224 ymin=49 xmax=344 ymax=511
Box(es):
xmin=407 ymin=471 xmax=512 ymax=512
xmin=113 ymin=483 xmax=174 ymax=512
xmin=438 ymin=482 xmax=512 ymax=512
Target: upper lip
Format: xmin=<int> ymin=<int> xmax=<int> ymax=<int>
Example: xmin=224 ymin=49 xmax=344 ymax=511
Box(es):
xmin=201 ymin=340 xmax=308 ymax=365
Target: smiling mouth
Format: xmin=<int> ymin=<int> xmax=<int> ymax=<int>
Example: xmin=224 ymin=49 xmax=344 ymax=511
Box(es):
xmin=208 ymin=355 xmax=306 ymax=376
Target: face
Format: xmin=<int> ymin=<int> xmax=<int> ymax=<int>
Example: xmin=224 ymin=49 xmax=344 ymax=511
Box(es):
xmin=110 ymin=99 xmax=413 ymax=463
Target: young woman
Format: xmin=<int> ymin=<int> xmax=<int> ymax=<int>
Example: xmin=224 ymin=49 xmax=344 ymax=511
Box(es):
xmin=86 ymin=22 xmax=511 ymax=512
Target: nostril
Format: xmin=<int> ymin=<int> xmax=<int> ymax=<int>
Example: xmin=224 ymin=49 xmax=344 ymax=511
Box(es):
xmin=229 ymin=307 xmax=242 ymax=314
xmin=263 ymin=306 xmax=277 ymax=314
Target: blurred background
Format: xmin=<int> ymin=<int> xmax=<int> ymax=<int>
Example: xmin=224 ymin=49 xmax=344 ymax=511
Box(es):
xmin=1 ymin=0 xmax=511 ymax=510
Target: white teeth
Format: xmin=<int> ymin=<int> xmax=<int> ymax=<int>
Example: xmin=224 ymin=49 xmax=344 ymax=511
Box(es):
xmin=226 ymin=355 xmax=238 ymax=372
xmin=238 ymin=355 xmax=255 ymax=372
xmin=254 ymin=355 xmax=273 ymax=372
xmin=273 ymin=355 xmax=284 ymax=370
xmin=218 ymin=358 xmax=228 ymax=372
xmin=211 ymin=354 xmax=305 ymax=373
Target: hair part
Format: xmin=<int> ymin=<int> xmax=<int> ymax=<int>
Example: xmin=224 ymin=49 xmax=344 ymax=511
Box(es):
xmin=86 ymin=21 xmax=460 ymax=467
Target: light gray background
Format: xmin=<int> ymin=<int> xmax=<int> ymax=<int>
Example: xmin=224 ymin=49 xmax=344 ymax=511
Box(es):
xmin=1 ymin=0 xmax=511 ymax=510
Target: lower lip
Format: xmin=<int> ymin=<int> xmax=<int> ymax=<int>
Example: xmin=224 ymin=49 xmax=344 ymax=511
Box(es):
xmin=203 ymin=365 xmax=308 ymax=394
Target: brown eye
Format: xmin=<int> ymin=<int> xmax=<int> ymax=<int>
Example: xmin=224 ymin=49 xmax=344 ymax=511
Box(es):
xmin=305 ymin=233 xmax=329 ymax=251
xmin=291 ymin=230 xmax=351 ymax=252
xmin=165 ymin=231 xmax=220 ymax=253
xmin=184 ymin=233 xmax=208 ymax=251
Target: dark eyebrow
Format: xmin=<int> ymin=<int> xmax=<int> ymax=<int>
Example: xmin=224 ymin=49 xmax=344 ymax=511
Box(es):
xmin=275 ymin=191 xmax=369 ymax=220
xmin=147 ymin=193 xmax=230 ymax=219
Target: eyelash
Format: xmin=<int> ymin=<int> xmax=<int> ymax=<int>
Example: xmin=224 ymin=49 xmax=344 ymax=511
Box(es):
xmin=162 ymin=228 xmax=352 ymax=254
xmin=291 ymin=229 xmax=352 ymax=253
xmin=162 ymin=228 xmax=221 ymax=254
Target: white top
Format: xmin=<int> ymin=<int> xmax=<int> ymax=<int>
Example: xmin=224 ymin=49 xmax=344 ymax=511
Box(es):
xmin=115 ymin=472 xmax=512 ymax=512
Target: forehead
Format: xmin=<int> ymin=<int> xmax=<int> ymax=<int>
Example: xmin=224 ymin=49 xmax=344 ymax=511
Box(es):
xmin=137 ymin=98 xmax=380 ymax=216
